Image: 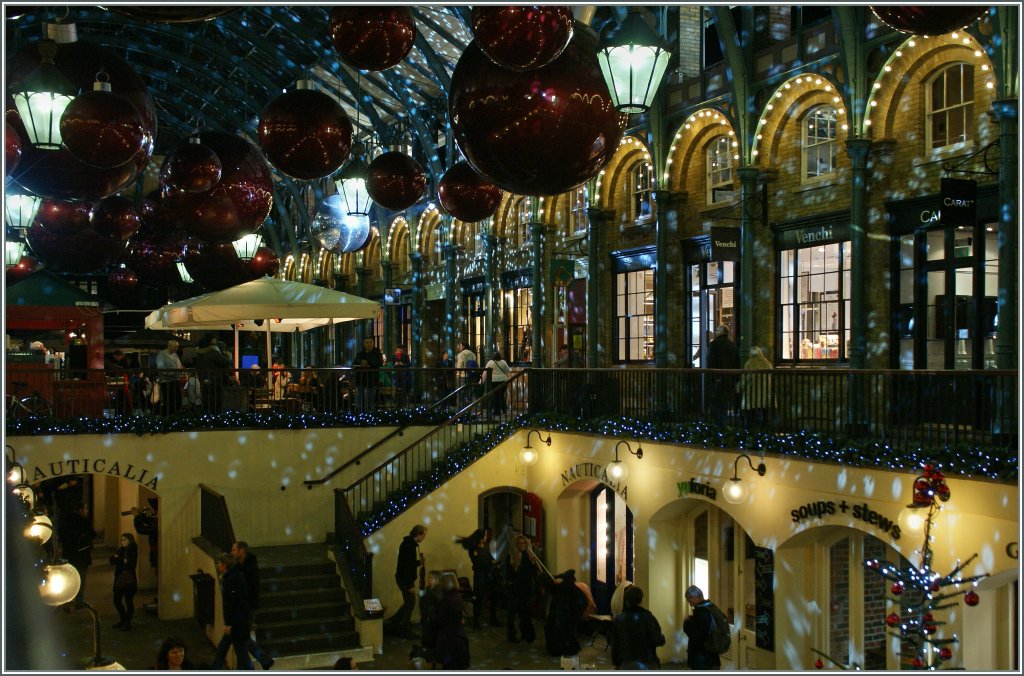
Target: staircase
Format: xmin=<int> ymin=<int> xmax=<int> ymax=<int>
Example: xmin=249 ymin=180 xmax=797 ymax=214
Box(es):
xmin=253 ymin=544 xmax=361 ymax=664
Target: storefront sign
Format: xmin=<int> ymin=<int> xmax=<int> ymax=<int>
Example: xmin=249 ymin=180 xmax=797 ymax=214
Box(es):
xmin=709 ymin=226 xmax=739 ymax=261
xmin=550 ymin=259 xmax=575 ymax=287
xmin=425 ymin=283 xmax=445 ymax=301
xmin=501 ymin=269 xmax=532 ymax=289
xmin=560 ymin=462 xmax=627 ymax=500
xmin=460 ymin=276 xmax=485 ymax=295
xmin=776 ymin=222 xmax=851 ymax=249
xmin=30 ymin=458 xmax=159 ymax=489
xmin=677 ymin=477 xmax=717 ymax=501
xmin=940 ymin=178 xmax=977 ymax=227
xmin=790 ymin=499 xmax=901 ymax=539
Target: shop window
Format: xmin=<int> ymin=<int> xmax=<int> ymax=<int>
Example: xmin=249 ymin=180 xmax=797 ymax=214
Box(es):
xmin=570 ymin=185 xmax=588 ymax=236
xmin=632 ymin=162 xmax=654 ymax=222
xmin=688 ymin=260 xmax=736 ymax=367
xmin=778 ymin=242 xmax=850 ymax=362
xmin=803 ymin=105 xmax=837 ymax=181
xmin=505 ymin=287 xmax=533 ymax=364
xmin=707 ymin=136 xmax=735 ymax=204
xmin=615 ymin=269 xmax=655 ymax=363
xmin=515 ymin=198 xmax=532 ymax=249
xmin=927 ymin=63 xmax=974 ymax=150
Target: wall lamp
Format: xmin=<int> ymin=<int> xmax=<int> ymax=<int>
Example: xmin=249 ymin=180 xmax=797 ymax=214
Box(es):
xmin=722 ymin=453 xmax=767 ymax=504
xmin=607 ymin=440 xmax=643 ymax=482
xmin=898 ymin=463 xmax=950 ymax=537
xmin=519 ymin=429 xmax=550 ymax=466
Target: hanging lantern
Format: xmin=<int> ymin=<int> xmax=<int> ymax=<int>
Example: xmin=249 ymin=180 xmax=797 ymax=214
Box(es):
xmin=258 ymin=79 xmax=352 ymax=180
xmin=24 ymin=512 xmax=54 ymax=545
xmin=471 ymin=6 xmax=574 ymax=71
xmin=175 ymin=260 xmax=193 ymax=284
xmin=329 ymin=7 xmax=417 ymax=71
xmin=335 ymin=154 xmax=373 ymax=218
xmin=60 ymin=71 xmax=146 ymax=168
xmin=6 ymin=122 xmax=22 ymax=176
xmin=437 ymin=161 xmax=503 ymax=222
xmin=9 ymin=39 xmax=76 ymax=148
xmin=366 ymin=150 xmax=426 ymax=211
xmin=310 ymin=194 xmax=371 ymax=254
xmin=596 ymin=8 xmax=672 ymax=114
xmin=4 ymin=183 xmax=42 ymax=231
xmin=5 ymin=240 xmax=27 ymax=266
xmin=231 ymin=233 xmax=264 ymax=262
xmin=161 ymin=136 xmax=222 ymax=194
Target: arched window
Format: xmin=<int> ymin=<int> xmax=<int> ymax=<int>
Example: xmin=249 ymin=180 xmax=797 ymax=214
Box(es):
xmin=516 ymin=197 xmax=531 ymax=249
xmin=632 ymin=162 xmax=654 ymax=221
xmin=803 ymin=105 xmax=837 ymax=180
xmin=707 ymin=136 xmax=734 ymax=204
xmin=570 ymin=185 xmax=588 ymax=235
xmin=927 ymin=63 xmax=974 ymax=150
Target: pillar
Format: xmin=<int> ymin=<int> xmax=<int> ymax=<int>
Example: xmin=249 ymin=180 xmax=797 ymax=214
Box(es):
xmin=653 ymin=190 xmax=672 ymax=368
xmin=443 ymin=244 xmax=457 ymax=357
xmin=993 ymin=99 xmax=1017 ymax=371
xmin=737 ymin=167 xmax=759 ymax=362
xmin=381 ymin=262 xmax=395 ymax=356
xmin=484 ymin=232 xmax=499 ymax=356
xmin=586 ymin=207 xmax=613 ymax=368
xmin=846 ymin=138 xmax=871 ymax=370
xmin=355 ymin=266 xmax=369 ymax=345
xmin=410 ymin=253 xmax=423 ymax=366
xmin=530 ymin=221 xmax=547 ymax=368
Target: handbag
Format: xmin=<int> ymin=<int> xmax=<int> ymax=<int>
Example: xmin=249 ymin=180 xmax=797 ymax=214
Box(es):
xmin=114 ymin=569 xmax=137 ymax=591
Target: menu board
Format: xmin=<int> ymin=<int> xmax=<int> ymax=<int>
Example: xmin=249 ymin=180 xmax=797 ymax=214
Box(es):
xmin=754 ymin=546 xmax=775 ymax=651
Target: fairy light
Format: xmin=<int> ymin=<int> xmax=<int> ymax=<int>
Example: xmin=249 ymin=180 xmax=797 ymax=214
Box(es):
xmin=665 ymin=107 xmax=734 ymax=187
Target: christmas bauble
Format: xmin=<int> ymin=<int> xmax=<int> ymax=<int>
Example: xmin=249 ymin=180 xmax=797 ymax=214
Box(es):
xmin=161 ymin=132 xmax=274 ymax=242
xmin=871 ymin=7 xmax=987 ymax=36
xmin=7 ymin=41 xmax=156 ymax=201
xmin=34 ymin=198 xmax=92 ymax=234
xmin=248 ymin=246 xmax=280 ymax=278
xmin=923 ymin=622 xmax=937 ymax=634
xmin=329 ymin=6 xmax=416 ymax=71
xmin=6 ymin=122 xmax=22 ymax=176
xmin=26 ymin=220 xmax=126 ymax=273
xmin=366 ymin=151 xmax=426 ymax=211
xmin=891 ymin=582 xmax=904 ymax=595
xmin=885 ymin=612 xmax=900 ymax=627
xmin=471 ymin=5 xmax=574 ymax=71
xmin=91 ymin=195 xmax=141 ymax=242
xmin=183 ymin=238 xmax=256 ymax=291
xmin=449 ymin=24 xmax=626 ymax=196
xmin=5 ymin=254 xmax=38 ymax=283
xmin=125 ymin=225 xmax=188 ymax=288
xmin=59 ymin=88 xmax=146 ymax=168
xmin=258 ymin=88 xmax=352 ymax=180
xmin=930 ymin=581 xmax=941 ymax=592
xmin=866 ymin=559 xmax=881 ymax=570
xmin=923 ymin=612 xmax=934 ymax=622
xmin=912 ymin=657 xmax=923 ymax=669
xmin=161 ymin=140 xmax=222 ymax=194
xmin=814 ymin=659 xmax=823 ymax=669
xmin=939 ymin=647 xmax=953 ymax=661
xmin=310 ymin=194 xmax=372 ymax=253
xmin=438 ymin=161 xmax=503 ymax=222
xmin=104 ymin=268 xmax=139 ymax=298
xmin=964 ymin=589 xmax=979 ymax=606
xmin=936 ymin=483 xmax=951 ymax=501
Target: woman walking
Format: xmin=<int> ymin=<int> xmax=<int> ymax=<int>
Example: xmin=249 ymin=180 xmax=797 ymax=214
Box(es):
xmin=456 ymin=528 xmax=497 ymax=628
xmin=504 ymin=534 xmax=539 ymax=643
xmin=110 ymin=532 xmax=138 ymax=630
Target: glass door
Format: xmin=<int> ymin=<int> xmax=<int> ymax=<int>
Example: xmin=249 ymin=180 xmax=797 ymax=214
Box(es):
xmin=590 ymin=485 xmax=633 ymax=614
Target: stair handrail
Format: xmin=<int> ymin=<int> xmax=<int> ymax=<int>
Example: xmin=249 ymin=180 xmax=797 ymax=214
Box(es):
xmin=302 ymin=370 xmax=487 ymax=489
xmin=333 ymin=487 xmax=373 ymax=602
xmin=198 ymin=483 xmax=235 ymax=552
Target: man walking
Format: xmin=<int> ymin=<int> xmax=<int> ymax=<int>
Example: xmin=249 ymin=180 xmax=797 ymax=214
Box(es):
xmin=231 ymin=541 xmax=274 ymax=670
xmin=386 ymin=524 xmax=426 ymax=638
xmin=211 ymin=553 xmax=253 ymax=670
xmin=683 ymin=585 xmax=722 ymax=670
xmin=353 ymin=338 xmax=384 ymax=413
xmin=58 ymin=502 xmax=95 ymax=607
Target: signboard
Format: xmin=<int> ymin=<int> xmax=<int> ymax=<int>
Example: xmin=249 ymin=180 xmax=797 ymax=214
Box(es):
xmin=425 ymin=283 xmax=445 ymax=301
xmin=709 ymin=226 xmax=740 ymax=261
xmin=940 ymin=178 xmax=977 ymax=227
xmin=551 ymin=259 xmax=575 ymax=287
xmin=775 ymin=222 xmax=851 ymax=249
xmin=753 ymin=547 xmax=775 ymax=651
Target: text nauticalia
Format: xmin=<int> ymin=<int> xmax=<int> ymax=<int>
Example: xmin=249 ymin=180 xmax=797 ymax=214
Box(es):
xmin=32 ymin=458 xmax=159 ymax=490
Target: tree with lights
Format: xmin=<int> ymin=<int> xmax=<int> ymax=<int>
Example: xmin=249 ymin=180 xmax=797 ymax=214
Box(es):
xmin=813 ymin=463 xmax=988 ymax=670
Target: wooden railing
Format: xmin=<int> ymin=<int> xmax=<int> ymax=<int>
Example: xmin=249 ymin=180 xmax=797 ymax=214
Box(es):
xmin=199 ymin=483 xmax=234 ymax=553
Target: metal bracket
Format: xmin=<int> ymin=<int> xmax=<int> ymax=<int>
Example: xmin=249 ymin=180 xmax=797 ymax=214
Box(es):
xmin=942 ymin=139 xmax=1000 ymax=177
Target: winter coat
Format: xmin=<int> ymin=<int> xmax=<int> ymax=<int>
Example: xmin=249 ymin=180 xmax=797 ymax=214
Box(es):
xmin=610 ymin=606 xmax=666 ymax=669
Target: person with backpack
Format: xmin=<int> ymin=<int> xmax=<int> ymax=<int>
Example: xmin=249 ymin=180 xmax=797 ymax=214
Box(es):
xmin=683 ymin=585 xmax=728 ymax=669
xmin=610 ymin=585 xmax=665 ymax=669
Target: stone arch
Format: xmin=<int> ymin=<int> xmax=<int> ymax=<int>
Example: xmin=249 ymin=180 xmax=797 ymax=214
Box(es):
xmin=752 ymin=74 xmax=844 ymax=163
xmin=665 ymin=105 xmax=736 ymax=191
xmin=594 ymin=134 xmax=650 ymax=210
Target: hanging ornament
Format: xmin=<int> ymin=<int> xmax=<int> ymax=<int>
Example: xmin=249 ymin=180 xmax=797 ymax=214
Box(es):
xmin=923 ymin=622 xmax=937 ymax=635
xmin=912 ymin=657 xmax=923 ymax=669
xmin=866 ymin=559 xmax=881 ymax=570
xmin=963 ymin=589 xmax=980 ymax=606
xmin=161 ymin=131 xmax=274 ymax=242
xmin=104 ymin=267 xmax=139 ymax=299
xmin=161 ymin=137 xmax=223 ymax=194
xmin=6 ymin=254 xmax=38 ymax=283
xmin=59 ymin=71 xmax=146 ymax=168
xmin=258 ymin=80 xmax=352 ymax=180
xmin=891 ymin=582 xmax=904 ymax=595
xmin=33 ymin=197 xmax=92 ymax=233
xmin=939 ymin=647 xmax=953 ymax=661
xmin=471 ymin=6 xmax=574 ymax=71
xmin=814 ymin=659 xmax=824 ymax=669
xmin=870 ymin=7 xmax=987 ymax=36
xmin=449 ymin=23 xmax=626 ymax=196
xmin=124 ymin=225 xmax=188 ymax=288
xmin=7 ymin=41 xmax=156 ymax=201
xmin=248 ymin=246 xmax=280 ymax=278
xmin=930 ymin=580 xmax=942 ymax=592
xmin=91 ymin=195 xmax=141 ymax=242
xmin=366 ymin=151 xmax=426 ymax=211
xmin=310 ymin=194 xmax=372 ymax=253
xmin=328 ymin=7 xmax=417 ymax=71
xmin=26 ymin=218 xmax=126 ymax=273
xmin=6 ymin=122 xmax=22 ymax=176
xmin=437 ymin=161 xmax=503 ymax=222
xmin=182 ymin=237 xmax=257 ymax=291
xmin=885 ymin=612 xmax=900 ymax=627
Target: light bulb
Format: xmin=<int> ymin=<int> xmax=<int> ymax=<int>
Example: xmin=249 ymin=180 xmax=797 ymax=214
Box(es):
xmin=7 ymin=464 xmax=26 ymax=486
xmin=722 ymin=478 xmax=748 ymax=504
xmin=39 ymin=561 xmax=81 ymax=606
xmin=607 ymin=460 xmax=628 ymax=482
xmin=13 ymin=484 xmax=35 ymax=509
xmin=24 ymin=513 xmax=53 ymax=544
xmin=898 ymin=506 xmax=927 ymax=535
xmin=518 ymin=447 xmax=538 ymax=466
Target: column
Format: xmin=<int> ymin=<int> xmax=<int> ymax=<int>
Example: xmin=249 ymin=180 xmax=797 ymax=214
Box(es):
xmin=846 ymin=138 xmax=871 ymax=370
xmin=993 ymin=98 xmax=1017 ymax=371
xmin=530 ymin=221 xmax=547 ymax=368
xmin=737 ymin=167 xmax=759 ymax=362
xmin=585 ymin=207 xmax=612 ymax=368
xmin=409 ymin=253 xmax=423 ymax=366
xmin=443 ymin=244 xmax=457 ymax=357
xmin=381 ymin=262 xmax=395 ymax=356
xmin=653 ymin=190 xmax=672 ymax=368
xmin=355 ymin=266 xmax=369 ymax=345
xmin=483 ymin=232 xmax=499 ymax=356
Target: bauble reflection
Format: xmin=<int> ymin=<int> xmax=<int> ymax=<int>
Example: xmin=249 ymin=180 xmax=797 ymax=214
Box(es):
xmin=161 ymin=140 xmax=222 ymax=194
xmin=258 ymin=87 xmax=352 ymax=180
xmin=329 ymin=6 xmax=417 ymax=71
xmin=471 ymin=6 xmax=574 ymax=71
xmin=59 ymin=87 xmax=146 ymax=168
xmin=437 ymin=161 xmax=503 ymax=222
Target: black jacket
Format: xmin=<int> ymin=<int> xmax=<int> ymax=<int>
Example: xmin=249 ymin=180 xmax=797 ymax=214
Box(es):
xmin=683 ymin=601 xmax=722 ymax=669
xmin=708 ymin=335 xmax=740 ymax=369
xmin=220 ymin=566 xmax=250 ymax=629
xmin=395 ymin=535 xmax=420 ymax=589
xmin=58 ymin=511 xmax=96 ymax=566
xmin=611 ymin=606 xmax=665 ymax=668
xmin=109 ymin=544 xmax=138 ymax=588
xmin=353 ymin=347 xmax=384 ymax=387
xmin=238 ymin=553 xmax=261 ymax=611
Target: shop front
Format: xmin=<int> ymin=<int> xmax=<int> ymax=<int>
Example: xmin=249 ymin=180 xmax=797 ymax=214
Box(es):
xmin=682 ymin=234 xmax=738 ymax=367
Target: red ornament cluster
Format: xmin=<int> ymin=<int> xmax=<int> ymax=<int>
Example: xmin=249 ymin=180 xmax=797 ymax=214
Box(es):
xmin=912 ymin=463 xmax=950 ymax=505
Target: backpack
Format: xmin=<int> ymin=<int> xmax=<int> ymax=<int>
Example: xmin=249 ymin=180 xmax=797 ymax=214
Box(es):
xmin=705 ymin=602 xmax=731 ymax=654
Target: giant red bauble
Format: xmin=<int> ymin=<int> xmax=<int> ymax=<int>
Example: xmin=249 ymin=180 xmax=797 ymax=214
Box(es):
xmin=7 ymin=41 xmax=156 ymax=201
xmin=141 ymin=190 xmax=180 ymax=234
xmin=366 ymin=151 xmax=426 ymax=211
xmin=91 ymin=195 xmax=141 ymax=242
xmin=471 ymin=5 xmax=574 ymax=71
xmin=60 ymin=88 xmax=146 ymax=168
xmin=329 ymin=6 xmax=417 ymax=71
xmin=33 ymin=198 xmax=92 ymax=234
xmin=160 ymin=140 xmax=222 ymax=194
xmin=248 ymin=246 xmax=280 ymax=278
xmin=258 ymin=88 xmax=352 ymax=180
xmin=6 ymin=122 xmax=22 ymax=176
xmin=26 ymin=220 xmax=126 ymax=273
xmin=870 ymin=6 xmax=987 ymax=36
xmin=182 ymin=238 xmax=257 ymax=291
xmin=124 ymin=226 xmax=188 ymax=288
xmin=437 ymin=161 xmax=503 ymax=222
xmin=161 ymin=132 xmax=273 ymax=242
xmin=449 ymin=24 xmax=626 ymax=196
xmin=5 ymin=255 xmax=38 ymax=284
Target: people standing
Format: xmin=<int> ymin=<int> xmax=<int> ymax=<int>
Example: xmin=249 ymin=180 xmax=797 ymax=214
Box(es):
xmin=154 ymin=636 xmax=197 ymax=670
xmin=386 ymin=524 xmax=426 ymax=638
xmin=503 ymin=534 xmax=538 ymax=644
xmin=392 ymin=344 xmax=411 ymax=406
xmin=58 ymin=502 xmax=95 ymax=606
xmin=353 ymin=338 xmax=384 ymax=413
xmin=480 ymin=351 xmax=511 ymax=417
xmin=544 ymin=569 xmax=588 ymax=662
xmin=454 ymin=341 xmax=477 ymax=405
xmin=211 ymin=553 xmax=253 ymax=670
xmin=740 ymin=346 xmax=774 ymax=428
xmin=193 ymin=335 xmax=230 ymax=413
xmin=433 ymin=571 xmax=470 ymax=670
xmin=418 ymin=570 xmax=443 ymax=663
xmin=683 ymin=585 xmax=722 ymax=670
xmin=553 ymin=345 xmax=569 ymax=368
xmin=610 ymin=585 xmax=665 ymax=669
xmin=270 ymin=358 xmax=292 ymax=401
xmin=155 ymin=340 xmax=184 ymax=414
xmin=228 ymin=541 xmax=274 ymax=670
xmin=457 ymin=528 xmax=497 ymax=628
xmin=435 ymin=350 xmax=455 ymax=409
xmin=707 ymin=325 xmax=739 ymax=424
xmin=109 ymin=533 xmax=138 ymax=630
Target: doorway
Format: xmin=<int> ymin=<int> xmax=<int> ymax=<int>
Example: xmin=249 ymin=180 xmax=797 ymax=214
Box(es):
xmin=590 ymin=484 xmax=633 ymax=614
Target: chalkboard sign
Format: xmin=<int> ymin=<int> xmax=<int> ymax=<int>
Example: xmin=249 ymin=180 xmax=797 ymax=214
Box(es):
xmin=753 ymin=546 xmax=775 ymax=651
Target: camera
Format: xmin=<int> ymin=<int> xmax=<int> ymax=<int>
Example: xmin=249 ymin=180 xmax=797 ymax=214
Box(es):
xmin=121 ymin=510 xmax=134 ymax=516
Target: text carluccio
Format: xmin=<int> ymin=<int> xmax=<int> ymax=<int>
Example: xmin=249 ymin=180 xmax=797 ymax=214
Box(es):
xmin=32 ymin=458 xmax=159 ymax=490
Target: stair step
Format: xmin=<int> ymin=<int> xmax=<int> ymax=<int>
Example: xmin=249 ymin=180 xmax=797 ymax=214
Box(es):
xmin=259 ymin=616 xmax=355 ymax=640
xmin=259 ymin=600 xmax=349 ymax=624
xmin=263 ymin=632 xmax=361 ymax=657
xmin=263 ymin=561 xmax=336 ymax=577
xmin=263 ymin=573 xmax=339 ymax=593
xmin=261 ymin=588 xmax=345 ymax=608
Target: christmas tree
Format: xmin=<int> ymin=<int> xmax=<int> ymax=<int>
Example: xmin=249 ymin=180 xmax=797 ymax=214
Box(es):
xmin=813 ymin=463 xmax=988 ymax=670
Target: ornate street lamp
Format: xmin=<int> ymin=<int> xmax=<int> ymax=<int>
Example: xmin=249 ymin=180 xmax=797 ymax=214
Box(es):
xmin=232 ymin=233 xmax=264 ymax=262
xmin=10 ymin=39 xmax=77 ymax=149
xmin=5 ymin=183 xmax=42 ymax=232
xmin=596 ymin=9 xmax=672 ymax=114
xmin=335 ymin=151 xmax=373 ymax=218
